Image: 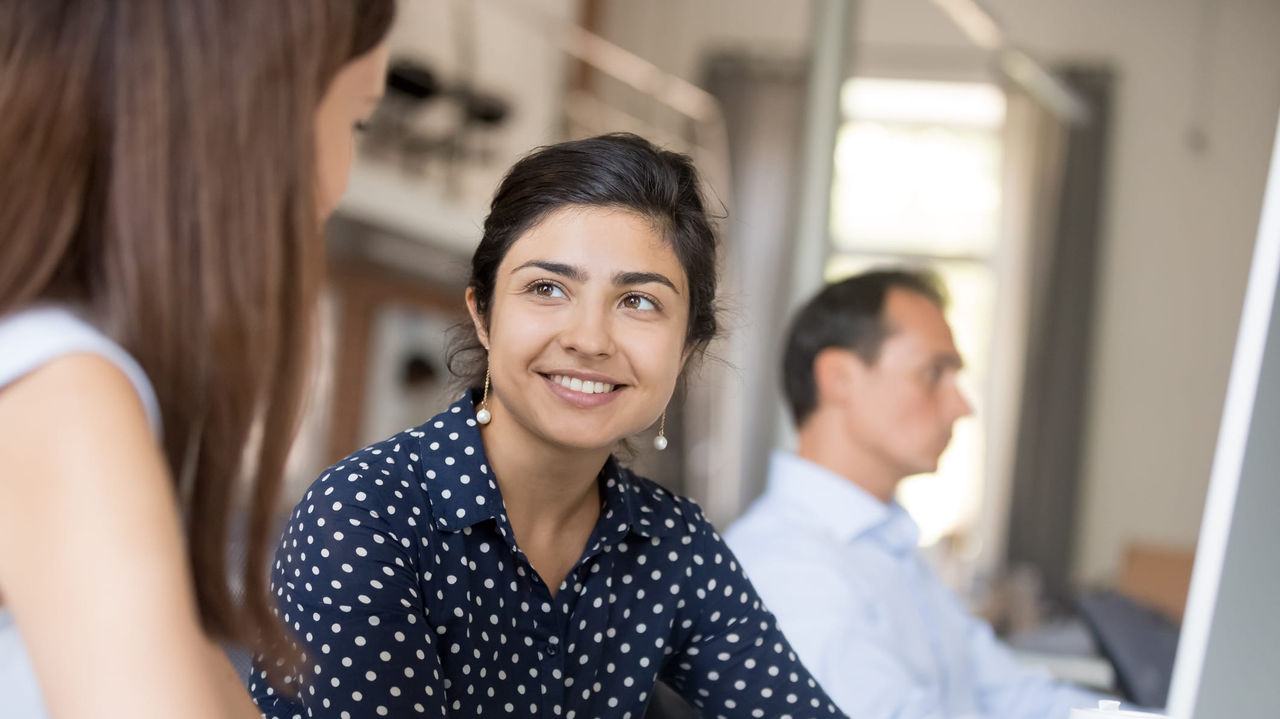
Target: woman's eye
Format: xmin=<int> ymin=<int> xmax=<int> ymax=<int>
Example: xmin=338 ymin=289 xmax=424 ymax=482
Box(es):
xmin=622 ymin=294 xmax=656 ymax=311
xmin=532 ymin=282 xmax=565 ymax=298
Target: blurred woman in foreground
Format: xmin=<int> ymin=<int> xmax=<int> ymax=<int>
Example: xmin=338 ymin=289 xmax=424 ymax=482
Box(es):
xmin=0 ymin=2 xmax=393 ymax=716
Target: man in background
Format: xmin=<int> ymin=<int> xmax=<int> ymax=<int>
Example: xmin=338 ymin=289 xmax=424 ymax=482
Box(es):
xmin=726 ymin=268 xmax=1108 ymax=718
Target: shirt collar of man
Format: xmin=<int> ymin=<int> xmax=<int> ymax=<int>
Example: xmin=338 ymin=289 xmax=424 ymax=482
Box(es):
xmin=765 ymin=450 xmax=920 ymax=555
xmin=416 ymin=392 xmax=680 ymax=543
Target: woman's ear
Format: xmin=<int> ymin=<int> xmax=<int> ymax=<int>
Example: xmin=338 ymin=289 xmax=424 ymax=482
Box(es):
xmin=465 ymin=287 xmax=490 ymax=349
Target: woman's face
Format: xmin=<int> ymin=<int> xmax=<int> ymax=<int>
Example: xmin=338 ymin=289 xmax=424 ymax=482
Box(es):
xmin=314 ymin=40 xmax=389 ymax=219
xmin=468 ymin=206 xmax=691 ymax=454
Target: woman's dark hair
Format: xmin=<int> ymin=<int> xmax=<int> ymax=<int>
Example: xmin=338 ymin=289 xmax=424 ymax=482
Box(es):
xmin=450 ymin=133 xmax=720 ymax=388
xmin=0 ymin=0 xmax=394 ymax=658
xmin=781 ymin=268 xmax=948 ymax=426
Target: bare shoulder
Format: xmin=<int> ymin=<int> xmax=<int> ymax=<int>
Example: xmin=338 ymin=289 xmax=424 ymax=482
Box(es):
xmin=0 ymin=350 xmax=155 ymax=453
xmin=0 ymin=355 xmax=250 ymax=717
xmin=0 ymin=351 xmax=171 ymax=579
xmin=0 ymin=347 xmax=160 ymax=453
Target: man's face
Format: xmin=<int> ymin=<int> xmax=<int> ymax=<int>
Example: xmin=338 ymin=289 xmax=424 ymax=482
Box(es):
xmin=839 ymin=287 xmax=973 ymax=478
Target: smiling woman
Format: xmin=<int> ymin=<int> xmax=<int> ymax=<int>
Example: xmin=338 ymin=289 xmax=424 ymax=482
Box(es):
xmin=251 ymin=134 xmax=850 ymax=718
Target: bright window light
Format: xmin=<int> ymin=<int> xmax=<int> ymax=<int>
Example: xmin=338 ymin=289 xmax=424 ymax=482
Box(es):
xmin=828 ymin=77 xmax=1005 ymax=561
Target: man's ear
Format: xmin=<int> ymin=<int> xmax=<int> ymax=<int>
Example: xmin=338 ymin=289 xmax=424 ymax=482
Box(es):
xmin=465 ymin=287 xmax=490 ymax=349
xmin=812 ymin=348 xmax=860 ymax=407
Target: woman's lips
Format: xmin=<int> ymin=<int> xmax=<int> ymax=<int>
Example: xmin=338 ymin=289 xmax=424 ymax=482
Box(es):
xmin=540 ymin=372 xmax=624 ymax=408
xmin=547 ymin=373 xmax=616 ymax=394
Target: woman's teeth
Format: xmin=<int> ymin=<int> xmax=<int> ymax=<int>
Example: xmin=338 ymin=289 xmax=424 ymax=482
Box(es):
xmin=551 ymin=374 xmax=615 ymax=394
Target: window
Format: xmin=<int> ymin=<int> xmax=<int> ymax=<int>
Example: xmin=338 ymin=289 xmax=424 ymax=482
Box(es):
xmin=827 ymin=77 xmax=1005 ymax=552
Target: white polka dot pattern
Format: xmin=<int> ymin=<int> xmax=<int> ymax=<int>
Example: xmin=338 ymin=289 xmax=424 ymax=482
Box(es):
xmin=249 ymin=393 xmax=847 ymax=718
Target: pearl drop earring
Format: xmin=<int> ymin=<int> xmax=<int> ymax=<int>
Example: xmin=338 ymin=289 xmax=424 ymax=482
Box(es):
xmin=653 ymin=410 xmax=668 ymax=451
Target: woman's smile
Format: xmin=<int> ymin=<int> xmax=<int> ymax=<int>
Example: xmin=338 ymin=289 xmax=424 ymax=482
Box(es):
xmin=539 ymin=370 xmax=626 ymax=409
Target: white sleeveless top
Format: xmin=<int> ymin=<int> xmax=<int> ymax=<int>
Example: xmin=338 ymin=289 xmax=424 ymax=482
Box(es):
xmin=0 ymin=305 xmax=160 ymax=718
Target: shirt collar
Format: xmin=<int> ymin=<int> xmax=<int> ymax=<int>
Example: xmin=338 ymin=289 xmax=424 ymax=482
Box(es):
xmin=764 ymin=450 xmax=920 ymax=555
xmin=417 ymin=392 xmax=678 ymax=541
xmin=417 ymin=393 xmax=505 ymax=533
xmin=591 ymin=457 xmax=678 ymax=547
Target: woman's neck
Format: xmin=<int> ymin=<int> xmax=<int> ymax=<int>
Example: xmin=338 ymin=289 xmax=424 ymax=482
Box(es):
xmin=477 ymin=401 xmax=610 ymax=542
xmin=475 ymin=399 xmax=613 ymax=595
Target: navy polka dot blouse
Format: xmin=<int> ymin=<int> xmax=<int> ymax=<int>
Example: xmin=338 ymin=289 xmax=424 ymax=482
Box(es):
xmin=250 ymin=393 xmax=847 ymax=718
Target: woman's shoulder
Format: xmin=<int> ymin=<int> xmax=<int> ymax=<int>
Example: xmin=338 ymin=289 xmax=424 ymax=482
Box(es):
xmin=308 ymin=428 xmax=432 ymax=504
xmin=291 ymin=401 xmax=473 ymax=529
xmin=0 ymin=304 xmax=160 ymax=432
xmin=611 ymin=464 xmax=718 ymax=540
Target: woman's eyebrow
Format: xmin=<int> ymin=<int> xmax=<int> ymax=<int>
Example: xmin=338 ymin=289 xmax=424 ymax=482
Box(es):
xmin=511 ymin=261 xmax=679 ymax=295
xmin=511 ymin=260 xmax=585 ymax=282
xmin=613 ymin=271 xmax=679 ymax=294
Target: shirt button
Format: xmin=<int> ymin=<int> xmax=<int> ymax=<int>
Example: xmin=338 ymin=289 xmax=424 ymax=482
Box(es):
xmin=546 ymin=644 xmax=558 ymax=657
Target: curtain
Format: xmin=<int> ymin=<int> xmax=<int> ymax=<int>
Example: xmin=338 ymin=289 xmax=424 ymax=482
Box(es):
xmin=695 ymin=51 xmax=810 ymax=523
xmin=1003 ymin=67 xmax=1114 ymax=606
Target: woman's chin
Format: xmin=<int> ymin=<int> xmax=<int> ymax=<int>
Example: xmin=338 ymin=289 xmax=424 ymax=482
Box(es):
xmin=532 ymin=420 xmax=643 ymax=455
xmin=542 ymin=432 xmax=624 ymax=454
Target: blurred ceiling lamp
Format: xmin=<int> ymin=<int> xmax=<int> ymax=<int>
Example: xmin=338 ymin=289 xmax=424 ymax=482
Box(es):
xmin=933 ymin=0 xmax=1002 ymax=50
xmin=930 ymin=0 xmax=1091 ymax=125
xmin=479 ymin=0 xmax=721 ymax=126
xmin=475 ymin=0 xmax=732 ymax=201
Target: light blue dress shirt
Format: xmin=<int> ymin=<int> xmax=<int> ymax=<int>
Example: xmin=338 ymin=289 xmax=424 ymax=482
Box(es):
xmin=725 ymin=451 xmax=1106 ymax=719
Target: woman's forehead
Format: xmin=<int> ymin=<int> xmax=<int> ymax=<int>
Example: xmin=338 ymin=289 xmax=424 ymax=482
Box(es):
xmin=499 ymin=207 xmax=687 ymax=288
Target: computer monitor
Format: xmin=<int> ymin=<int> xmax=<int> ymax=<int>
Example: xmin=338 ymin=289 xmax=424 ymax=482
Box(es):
xmin=1166 ymin=111 xmax=1280 ymax=718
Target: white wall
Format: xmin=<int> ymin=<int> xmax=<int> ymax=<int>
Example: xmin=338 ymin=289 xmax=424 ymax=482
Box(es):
xmin=595 ymin=0 xmax=1280 ymax=585
xmin=990 ymin=0 xmax=1280 ymax=585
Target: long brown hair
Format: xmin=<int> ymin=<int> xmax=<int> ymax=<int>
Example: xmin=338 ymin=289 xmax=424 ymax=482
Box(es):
xmin=0 ymin=0 xmax=395 ymax=653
